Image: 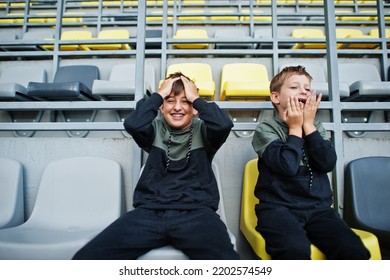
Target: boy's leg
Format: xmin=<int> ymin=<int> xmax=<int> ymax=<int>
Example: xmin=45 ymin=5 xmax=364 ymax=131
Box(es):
xmin=307 ymin=208 xmax=370 ymax=260
xmin=73 ymin=208 xmax=168 ymax=260
xmin=167 ymin=208 xmax=240 ymax=260
xmin=256 ymin=204 xmax=311 ymax=260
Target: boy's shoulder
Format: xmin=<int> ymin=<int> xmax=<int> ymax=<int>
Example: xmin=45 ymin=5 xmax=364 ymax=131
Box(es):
xmin=257 ymin=116 xmax=287 ymax=131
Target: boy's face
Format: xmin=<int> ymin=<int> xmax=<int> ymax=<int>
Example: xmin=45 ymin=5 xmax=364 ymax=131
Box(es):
xmin=271 ymin=74 xmax=312 ymax=112
xmin=160 ymin=90 xmax=195 ymax=129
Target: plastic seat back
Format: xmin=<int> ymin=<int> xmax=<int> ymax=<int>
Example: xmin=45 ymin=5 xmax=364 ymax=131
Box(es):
xmin=291 ymin=28 xmax=326 ymax=49
xmin=89 ymin=29 xmax=130 ymax=50
xmin=344 ymin=156 xmax=390 ymax=250
xmin=92 ymin=63 xmax=156 ymax=97
xmin=172 ymin=29 xmax=209 ymax=49
xmin=339 ymin=63 xmax=381 ymax=84
xmin=0 ymin=158 xmax=24 ymax=229
xmin=165 ymin=63 xmax=215 ymax=100
xmin=26 ymin=156 xmax=122 ymax=230
xmin=220 ymin=63 xmax=270 ymax=100
xmin=0 ymin=66 xmax=47 ymax=89
xmin=41 ymin=30 xmax=92 ymax=51
xmin=53 ymin=65 xmax=99 ymax=92
xmin=0 ymin=66 xmax=47 ymax=100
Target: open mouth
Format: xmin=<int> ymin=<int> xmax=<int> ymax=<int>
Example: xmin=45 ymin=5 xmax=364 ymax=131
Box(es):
xmin=298 ymin=98 xmax=307 ymax=104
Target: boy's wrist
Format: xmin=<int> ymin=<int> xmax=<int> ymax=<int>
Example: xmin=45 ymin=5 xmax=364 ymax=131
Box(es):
xmin=289 ymin=127 xmax=303 ymax=138
xmin=303 ymin=123 xmax=316 ymax=135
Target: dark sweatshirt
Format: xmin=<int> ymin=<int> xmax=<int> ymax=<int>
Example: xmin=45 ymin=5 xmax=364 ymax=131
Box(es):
xmin=251 ymin=116 xmax=337 ymax=210
xmin=124 ymin=93 xmax=233 ymax=211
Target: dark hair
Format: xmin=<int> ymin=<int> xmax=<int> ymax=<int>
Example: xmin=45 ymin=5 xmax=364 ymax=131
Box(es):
xmin=166 ymin=72 xmax=194 ymax=96
xmin=270 ymin=65 xmax=313 ymax=93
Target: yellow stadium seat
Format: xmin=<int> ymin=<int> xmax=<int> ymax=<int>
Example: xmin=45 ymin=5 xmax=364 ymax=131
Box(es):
xmin=291 ymin=28 xmax=326 ymax=49
xmin=162 ymin=63 xmax=215 ymax=100
xmin=369 ymin=28 xmax=390 ymax=38
xmin=172 ymin=29 xmax=209 ymax=49
xmin=43 ymin=30 xmax=93 ymax=51
xmin=220 ymin=63 xmax=270 ymax=137
xmin=182 ymin=0 xmax=205 ymax=4
xmin=178 ymin=9 xmax=206 ymax=21
xmin=240 ymin=158 xmax=382 ymax=260
xmin=87 ymin=29 xmax=131 ymax=50
xmin=146 ymin=10 xmax=173 ymax=22
xmin=209 ymin=9 xmax=239 ymax=21
xmin=220 ymin=63 xmax=270 ymax=101
xmin=240 ymin=10 xmax=272 ymax=22
xmin=336 ymin=28 xmax=378 ymax=49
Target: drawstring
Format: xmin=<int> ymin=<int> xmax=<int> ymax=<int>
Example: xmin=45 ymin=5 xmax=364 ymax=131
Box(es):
xmin=165 ymin=123 xmax=194 ymax=172
xmin=302 ymin=148 xmax=313 ymax=190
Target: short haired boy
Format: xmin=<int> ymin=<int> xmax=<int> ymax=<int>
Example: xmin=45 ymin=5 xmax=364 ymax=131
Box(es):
xmin=251 ymin=66 xmax=370 ymax=259
xmin=73 ymin=72 xmax=239 ymax=260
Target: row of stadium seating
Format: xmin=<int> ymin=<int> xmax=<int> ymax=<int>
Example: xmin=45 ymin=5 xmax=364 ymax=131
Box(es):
xmin=1 ymin=62 xmax=389 ymax=102
xmin=1 ymin=154 xmax=389 ymax=260
xmin=1 ymin=8 xmax=387 ymax=25
xmin=1 ymin=26 xmax=389 ymax=52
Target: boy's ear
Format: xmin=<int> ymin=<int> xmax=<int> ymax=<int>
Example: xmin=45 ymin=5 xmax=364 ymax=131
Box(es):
xmin=192 ymin=107 xmax=198 ymax=116
xmin=270 ymin=91 xmax=280 ymax=105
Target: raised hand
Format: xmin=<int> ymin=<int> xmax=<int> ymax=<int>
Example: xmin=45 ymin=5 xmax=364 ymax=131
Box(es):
xmin=303 ymin=91 xmax=322 ymax=136
xmin=282 ymin=96 xmax=304 ymax=137
xmin=157 ymin=76 xmax=181 ymax=99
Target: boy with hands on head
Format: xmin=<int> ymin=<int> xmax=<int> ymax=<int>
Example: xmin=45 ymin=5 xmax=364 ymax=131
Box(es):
xmin=251 ymin=66 xmax=370 ymax=259
xmin=73 ymin=72 xmax=239 ymax=260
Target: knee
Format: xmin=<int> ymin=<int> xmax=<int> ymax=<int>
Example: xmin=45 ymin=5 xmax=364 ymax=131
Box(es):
xmin=331 ymin=243 xmax=371 ymax=260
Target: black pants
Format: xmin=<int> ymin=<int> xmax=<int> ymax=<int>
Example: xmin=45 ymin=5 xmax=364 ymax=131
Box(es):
xmin=73 ymin=207 xmax=239 ymax=260
xmin=256 ymin=204 xmax=370 ymax=260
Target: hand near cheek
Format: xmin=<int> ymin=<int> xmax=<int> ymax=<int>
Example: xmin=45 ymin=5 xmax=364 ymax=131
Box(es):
xmin=303 ymin=91 xmax=322 ymax=135
xmin=303 ymin=91 xmax=321 ymax=123
xmin=283 ymin=97 xmax=304 ymax=137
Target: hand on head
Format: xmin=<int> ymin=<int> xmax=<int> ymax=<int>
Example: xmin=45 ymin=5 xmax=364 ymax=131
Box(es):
xmin=158 ymin=76 xmax=181 ymax=99
xmin=158 ymin=75 xmax=199 ymax=103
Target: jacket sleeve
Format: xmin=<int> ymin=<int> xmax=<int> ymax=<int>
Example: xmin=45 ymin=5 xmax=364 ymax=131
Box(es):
xmin=305 ymin=130 xmax=337 ymax=173
xmin=262 ymin=136 xmax=305 ymax=176
xmin=193 ymin=98 xmax=233 ymax=154
xmin=123 ymin=93 xmax=162 ymax=152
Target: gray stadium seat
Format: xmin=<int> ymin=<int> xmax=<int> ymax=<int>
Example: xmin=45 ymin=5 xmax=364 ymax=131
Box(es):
xmin=27 ymin=65 xmax=100 ymax=101
xmin=0 ymin=66 xmax=46 ymax=101
xmin=0 ymin=66 xmax=47 ymax=137
xmin=92 ymin=63 xmax=155 ymax=137
xmin=92 ymin=63 xmax=155 ymax=100
xmin=27 ymin=65 xmax=101 ymax=137
xmin=0 ymin=156 xmax=122 ymax=260
xmin=339 ymin=63 xmax=390 ymax=137
xmin=339 ymin=63 xmax=390 ymax=102
xmin=344 ymin=156 xmax=390 ymax=256
xmin=0 ymin=158 xmax=24 ymax=229
xmin=214 ymin=28 xmax=253 ymax=49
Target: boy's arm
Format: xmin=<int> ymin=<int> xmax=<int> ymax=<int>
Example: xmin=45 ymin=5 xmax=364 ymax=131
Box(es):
xmin=252 ymin=122 xmax=304 ymax=176
xmin=305 ymin=128 xmax=337 ymax=173
xmin=193 ymin=98 xmax=233 ymax=152
xmin=123 ymin=93 xmax=162 ymax=151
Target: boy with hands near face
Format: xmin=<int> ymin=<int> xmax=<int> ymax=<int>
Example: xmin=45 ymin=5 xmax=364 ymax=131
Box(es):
xmin=251 ymin=66 xmax=369 ymax=259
